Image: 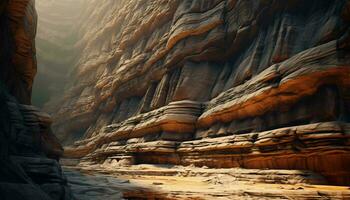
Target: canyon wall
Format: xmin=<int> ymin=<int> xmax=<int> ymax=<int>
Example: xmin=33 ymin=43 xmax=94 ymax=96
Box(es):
xmin=46 ymin=0 xmax=350 ymax=185
xmin=0 ymin=1 xmax=72 ymax=199
xmin=0 ymin=0 xmax=37 ymax=105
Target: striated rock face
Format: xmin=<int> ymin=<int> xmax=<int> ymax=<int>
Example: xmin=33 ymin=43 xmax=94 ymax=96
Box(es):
xmin=1 ymin=0 xmax=37 ymax=105
xmin=45 ymin=0 xmax=350 ymax=186
xmin=0 ymin=1 xmax=72 ymax=199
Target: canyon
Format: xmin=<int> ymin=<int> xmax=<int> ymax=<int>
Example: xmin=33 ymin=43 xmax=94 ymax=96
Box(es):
xmin=0 ymin=0 xmax=349 ymax=199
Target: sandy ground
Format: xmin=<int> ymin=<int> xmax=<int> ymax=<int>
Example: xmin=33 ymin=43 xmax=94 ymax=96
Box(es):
xmin=64 ymin=164 xmax=350 ymax=200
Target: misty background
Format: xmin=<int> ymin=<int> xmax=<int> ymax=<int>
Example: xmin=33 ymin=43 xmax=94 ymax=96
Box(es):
xmin=33 ymin=0 xmax=84 ymax=107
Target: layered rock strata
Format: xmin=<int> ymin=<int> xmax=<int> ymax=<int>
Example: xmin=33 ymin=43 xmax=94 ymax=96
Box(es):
xmin=1 ymin=0 xmax=37 ymax=105
xmin=46 ymin=0 xmax=350 ymax=186
xmin=0 ymin=1 xmax=72 ymax=199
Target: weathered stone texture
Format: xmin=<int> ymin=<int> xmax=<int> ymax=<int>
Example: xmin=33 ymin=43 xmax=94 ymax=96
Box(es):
xmin=1 ymin=0 xmax=37 ymax=104
xmin=44 ymin=0 xmax=350 ymax=186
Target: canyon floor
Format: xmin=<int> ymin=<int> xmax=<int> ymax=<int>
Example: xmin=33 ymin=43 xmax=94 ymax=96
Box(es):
xmin=64 ymin=163 xmax=350 ymax=200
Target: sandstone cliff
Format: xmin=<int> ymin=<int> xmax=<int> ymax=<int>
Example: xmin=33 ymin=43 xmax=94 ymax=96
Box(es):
xmin=44 ymin=0 xmax=350 ymax=186
xmin=1 ymin=0 xmax=37 ymax=105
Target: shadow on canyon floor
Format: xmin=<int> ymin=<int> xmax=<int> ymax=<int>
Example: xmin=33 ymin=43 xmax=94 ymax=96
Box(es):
xmin=63 ymin=164 xmax=350 ymax=200
xmin=65 ymin=168 xmax=173 ymax=200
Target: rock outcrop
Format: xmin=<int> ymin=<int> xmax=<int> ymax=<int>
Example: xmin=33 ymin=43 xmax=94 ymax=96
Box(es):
xmin=0 ymin=1 xmax=72 ymax=199
xmin=44 ymin=0 xmax=350 ymax=186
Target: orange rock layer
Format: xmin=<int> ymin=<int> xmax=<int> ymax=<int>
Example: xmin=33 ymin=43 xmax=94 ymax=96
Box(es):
xmin=5 ymin=0 xmax=37 ymax=104
xmin=40 ymin=0 xmax=350 ymax=186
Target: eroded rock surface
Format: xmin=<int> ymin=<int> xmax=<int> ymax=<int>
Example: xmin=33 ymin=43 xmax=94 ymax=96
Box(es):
xmin=1 ymin=0 xmax=37 ymax=105
xmin=42 ymin=0 xmax=350 ymax=189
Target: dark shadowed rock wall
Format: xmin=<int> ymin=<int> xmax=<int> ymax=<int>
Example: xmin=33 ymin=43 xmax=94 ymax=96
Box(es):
xmin=0 ymin=1 xmax=72 ymax=199
xmin=43 ymin=0 xmax=350 ymax=185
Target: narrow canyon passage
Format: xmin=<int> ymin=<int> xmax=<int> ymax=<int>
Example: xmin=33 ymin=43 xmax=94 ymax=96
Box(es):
xmin=36 ymin=0 xmax=350 ymax=198
xmin=1 ymin=0 xmax=349 ymax=199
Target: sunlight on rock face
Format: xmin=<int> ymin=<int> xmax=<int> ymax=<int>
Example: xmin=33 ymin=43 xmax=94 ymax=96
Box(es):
xmin=21 ymin=0 xmax=350 ymax=199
